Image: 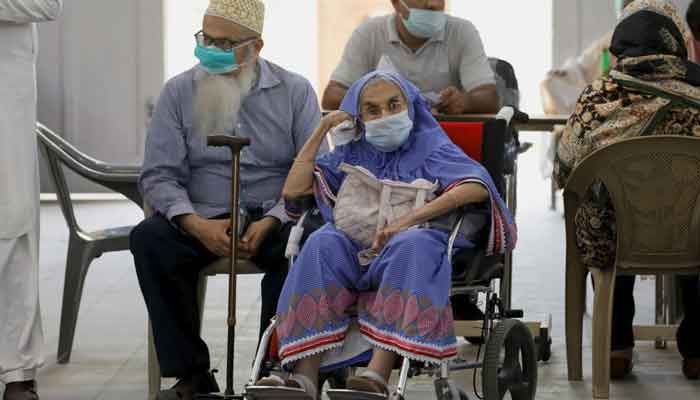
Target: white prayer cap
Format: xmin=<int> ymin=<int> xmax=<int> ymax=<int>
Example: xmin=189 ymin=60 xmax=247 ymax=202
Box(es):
xmin=206 ymin=0 xmax=265 ymax=35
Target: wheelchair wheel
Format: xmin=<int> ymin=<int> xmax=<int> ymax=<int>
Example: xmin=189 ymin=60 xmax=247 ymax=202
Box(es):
xmin=482 ymin=319 xmax=537 ymax=400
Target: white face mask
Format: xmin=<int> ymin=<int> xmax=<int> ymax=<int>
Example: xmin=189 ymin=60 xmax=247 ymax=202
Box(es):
xmin=399 ymin=0 xmax=447 ymax=39
xmin=364 ymin=110 xmax=413 ymax=152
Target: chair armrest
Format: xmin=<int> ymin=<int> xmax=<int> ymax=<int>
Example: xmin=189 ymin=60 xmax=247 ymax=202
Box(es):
xmin=37 ymin=123 xmax=141 ymax=183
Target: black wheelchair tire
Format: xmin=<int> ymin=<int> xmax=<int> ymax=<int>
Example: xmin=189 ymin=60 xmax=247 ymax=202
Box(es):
xmin=482 ymin=319 xmax=538 ymax=400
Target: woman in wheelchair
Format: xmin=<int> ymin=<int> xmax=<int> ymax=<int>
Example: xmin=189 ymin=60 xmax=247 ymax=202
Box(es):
xmin=253 ymin=71 xmax=516 ymax=398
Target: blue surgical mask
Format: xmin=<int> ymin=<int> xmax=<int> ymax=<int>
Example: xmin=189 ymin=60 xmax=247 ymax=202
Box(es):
xmin=364 ymin=110 xmax=413 ymax=152
xmin=399 ymin=0 xmax=447 ymax=39
xmin=195 ymin=45 xmax=241 ymax=75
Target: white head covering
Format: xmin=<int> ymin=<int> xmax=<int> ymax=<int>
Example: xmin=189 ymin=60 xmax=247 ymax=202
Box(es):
xmin=206 ymin=0 xmax=265 ymax=36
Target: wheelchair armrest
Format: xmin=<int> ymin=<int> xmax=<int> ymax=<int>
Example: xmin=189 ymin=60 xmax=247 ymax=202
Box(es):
xmin=451 ymin=247 xmax=503 ymax=285
xmin=284 ymin=194 xmax=317 ymax=219
xmin=285 ymin=206 xmax=325 ymax=260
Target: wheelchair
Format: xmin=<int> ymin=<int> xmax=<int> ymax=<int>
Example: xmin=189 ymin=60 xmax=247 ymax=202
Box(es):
xmin=243 ymin=107 xmax=543 ymax=400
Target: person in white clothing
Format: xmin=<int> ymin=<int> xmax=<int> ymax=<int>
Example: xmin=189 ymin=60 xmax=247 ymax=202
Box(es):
xmin=0 ymin=1 xmax=62 ymax=400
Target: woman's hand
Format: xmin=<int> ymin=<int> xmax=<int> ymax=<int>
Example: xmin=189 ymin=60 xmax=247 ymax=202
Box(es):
xmin=368 ymin=216 xmax=414 ymax=255
xmin=319 ymin=110 xmax=352 ymax=137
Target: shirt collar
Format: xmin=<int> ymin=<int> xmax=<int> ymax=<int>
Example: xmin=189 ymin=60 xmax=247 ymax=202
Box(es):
xmin=253 ymin=58 xmax=281 ymax=91
xmin=387 ymin=14 xmax=447 ymax=46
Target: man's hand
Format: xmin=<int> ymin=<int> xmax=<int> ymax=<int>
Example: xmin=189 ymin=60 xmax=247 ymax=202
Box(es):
xmin=178 ymin=214 xmax=232 ymax=257
xmin=548 ymin=69 xmax=568 ymax=78
xmin=438 ymin=87 xmax=469 ymax=115
xmin=238 ymin=217 xmax=281 ymax=259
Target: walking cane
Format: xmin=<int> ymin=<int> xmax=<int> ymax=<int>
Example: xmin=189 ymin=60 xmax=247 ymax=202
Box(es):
xmin=197 ymin=135 xmax=250 ymax=399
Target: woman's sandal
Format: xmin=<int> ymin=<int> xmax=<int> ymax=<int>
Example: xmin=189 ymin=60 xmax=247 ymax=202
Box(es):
xmin=248 ymin=375 xmax=317 ymax=399
xmin=345 ymin=372 xmax=390 ymax=397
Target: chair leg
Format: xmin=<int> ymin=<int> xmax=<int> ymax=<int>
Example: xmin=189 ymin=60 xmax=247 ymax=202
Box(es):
xmin=566 ymin=262 xmax=588 ymax=381
xmin=591 ymin=268 xmax=616 ymax=400
xmin=57 ymin=237 xmax=95 ymax=364
xmin=196 ymin=276 xmax=208 ymax=333
xmin=655 ymin=275 xmax=667 ymax=349
xmin=148 ymin=320 xmax=161 ymax=400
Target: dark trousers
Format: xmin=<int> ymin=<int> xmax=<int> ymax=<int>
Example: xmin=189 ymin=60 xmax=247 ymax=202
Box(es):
xmin=612 ymin=275 xmax=700 ymax=358
xmin=130 ymin=214 xmax=290 ymax=378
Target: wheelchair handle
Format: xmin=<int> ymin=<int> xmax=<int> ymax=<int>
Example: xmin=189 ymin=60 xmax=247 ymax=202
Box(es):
xmin=496 ymin=106 xmax=529 ymax=126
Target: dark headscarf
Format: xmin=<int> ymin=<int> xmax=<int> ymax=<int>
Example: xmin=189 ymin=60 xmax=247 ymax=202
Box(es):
xmin=610 ymin=1 xmax=700 ymax=85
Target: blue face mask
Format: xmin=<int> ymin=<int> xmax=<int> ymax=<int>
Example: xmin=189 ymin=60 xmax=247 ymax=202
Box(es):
xmin=364 ymin=110 xmax=413 ymax=152
xmin=400 ymin=0 xmax=447 ymax=39
xmin=195 ymin=45 xmax=241 ymax=75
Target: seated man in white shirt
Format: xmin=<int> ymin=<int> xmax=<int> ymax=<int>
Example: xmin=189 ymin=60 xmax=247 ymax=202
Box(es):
xmin=322 ymin=0 xmax=499 ymax=115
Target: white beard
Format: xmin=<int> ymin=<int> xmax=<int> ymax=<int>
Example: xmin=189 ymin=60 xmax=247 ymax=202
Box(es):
xmin=193 ymin=63 xmax=257 ymax=136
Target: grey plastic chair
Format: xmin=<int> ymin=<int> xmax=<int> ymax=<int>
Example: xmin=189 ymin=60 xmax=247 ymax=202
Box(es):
xmin=36 ymin=123 xmax=142 ymax=364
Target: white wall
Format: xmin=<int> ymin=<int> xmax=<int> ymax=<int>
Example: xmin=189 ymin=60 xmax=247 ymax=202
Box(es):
xmin=451 ymin=1 xmax=552 ymax=114
xmin=260 ymin=0 xmax=319 ymax=93
xmin=164 ymin=0 xmax=319 ymax=93
xmin=164 ymin=0 xmax=209 ymax=80
xmin=37 ymin=0 xmax=164 ymax=192
xmin=552 ymin=0 xmax=692 ymax=69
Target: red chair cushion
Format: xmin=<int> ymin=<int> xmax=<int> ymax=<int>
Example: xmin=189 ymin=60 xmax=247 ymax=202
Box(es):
xmin=439 ymin=121 xmax=484 ymax=162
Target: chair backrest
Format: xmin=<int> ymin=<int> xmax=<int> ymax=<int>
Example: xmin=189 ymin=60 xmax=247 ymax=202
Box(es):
xmin=439 ymin=120 xmax=507 ymax=197
xmin=36 ymin=124 xmax=143 ymax=233
xmin=564 ymin=136 xmax=700 ymax=273
xmin=37 ymin=125 xmax=82 ymax=232
xmin=489 ymin=57 xmax=520 ymax=109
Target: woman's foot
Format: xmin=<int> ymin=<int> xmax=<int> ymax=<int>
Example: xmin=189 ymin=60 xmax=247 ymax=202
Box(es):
xmin=610 ymin=349 xmax=634 ymax=379
xmin=345 ymin=371 xmax=389 ymax=396
xmin=255 ymin=375 xmax=302 ymax=389
xmin=683 ymin=358 xmax=700 ymax=380
xmin=255 ymin=375 xmax=317 ymax=398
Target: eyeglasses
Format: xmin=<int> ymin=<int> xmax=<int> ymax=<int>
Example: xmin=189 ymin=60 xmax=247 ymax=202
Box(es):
xmin=194 ymin=30 xmax=257 ymax=52
xmin=401 ymin=0 xmax=442 ymax=9
xmin=360 ymin=97 xmax=408 ymax=121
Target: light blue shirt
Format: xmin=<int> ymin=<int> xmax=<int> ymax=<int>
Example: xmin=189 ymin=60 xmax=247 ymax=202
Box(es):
xmin=140 ymin=58 xmax=323 ymax=224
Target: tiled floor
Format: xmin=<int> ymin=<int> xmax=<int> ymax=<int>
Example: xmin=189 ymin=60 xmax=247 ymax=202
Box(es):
xmin=2 ymin=133 xmax=698 ymax=399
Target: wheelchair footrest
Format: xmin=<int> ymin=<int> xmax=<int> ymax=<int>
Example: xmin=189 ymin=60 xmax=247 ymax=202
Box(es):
xmin=244 ymin=386 xmax=313 ymax=400
xmin=326 ymin=389 xmax=388 ymax=400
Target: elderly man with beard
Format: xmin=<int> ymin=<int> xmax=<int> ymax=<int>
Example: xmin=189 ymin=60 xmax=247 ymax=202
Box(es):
xmin=129 ymin=1 xmax=322 ymax=398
